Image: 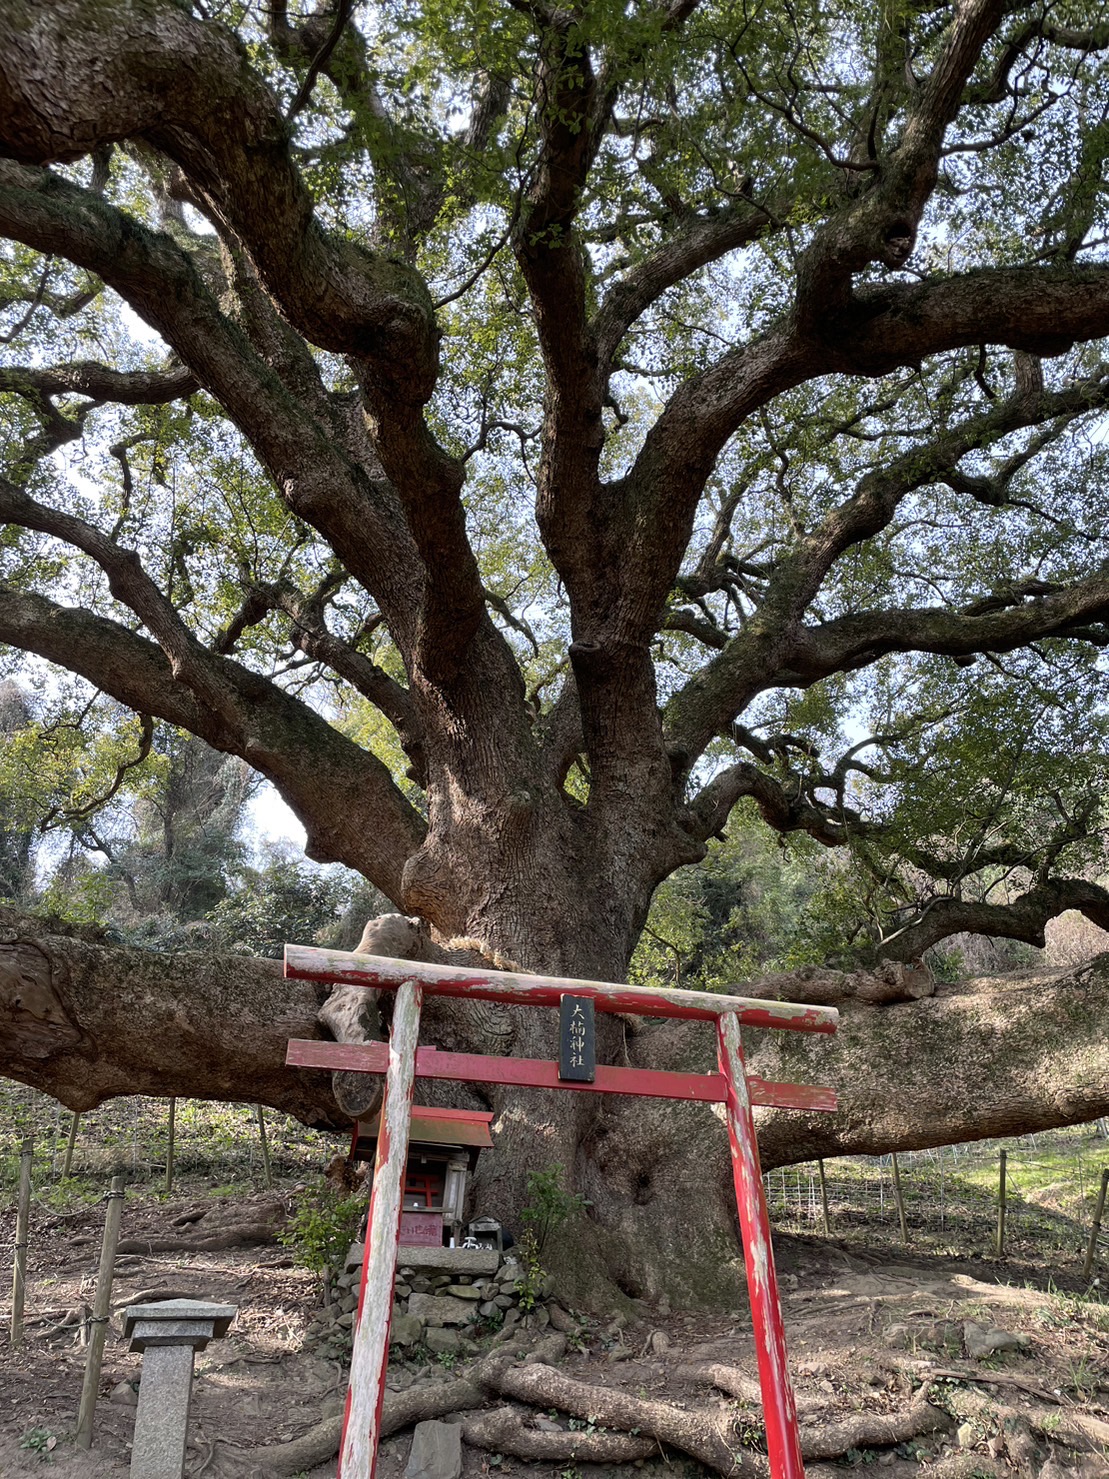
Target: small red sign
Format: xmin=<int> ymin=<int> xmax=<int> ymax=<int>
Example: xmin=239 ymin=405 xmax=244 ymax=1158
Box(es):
xmin=400 ymin=1211 xmax=443 ymax=1247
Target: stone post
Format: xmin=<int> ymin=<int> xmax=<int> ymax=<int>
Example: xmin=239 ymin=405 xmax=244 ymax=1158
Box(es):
xmin=123 ymin=1299 xmax=236 ymax=1479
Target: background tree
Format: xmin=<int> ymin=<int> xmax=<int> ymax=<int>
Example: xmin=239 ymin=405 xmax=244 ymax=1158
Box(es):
xmin=1 ymin=0 xmax=1109 ymax=1295
xmin=0 ymin=680 xmax=36 ymax=901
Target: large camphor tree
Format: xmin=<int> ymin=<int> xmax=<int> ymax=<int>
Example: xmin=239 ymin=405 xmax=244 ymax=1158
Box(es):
xmin=1 ymin=0 xmax=1108 ymax=1299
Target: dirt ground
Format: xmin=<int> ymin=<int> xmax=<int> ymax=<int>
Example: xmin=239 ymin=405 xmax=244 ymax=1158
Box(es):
xmin=1 ymin=1188 xmax=1107 ymax=1479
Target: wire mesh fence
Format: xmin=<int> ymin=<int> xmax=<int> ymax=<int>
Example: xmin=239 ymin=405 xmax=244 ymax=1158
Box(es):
xmin=765 ymin=1124 xmax=1109 ymax=1268
xmin=0 ymin=1080 xmax=331 ymax=1191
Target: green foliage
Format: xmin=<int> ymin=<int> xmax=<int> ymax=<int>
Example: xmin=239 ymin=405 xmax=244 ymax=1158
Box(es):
xmin=18 ymin=1426 xmax=57 ymax=1460
xmin=206 ymin=849 xmax=360 ymax=960
xmin=1 ymin=0 xmax=1109 ymax=978
xmin=521 ymin=1163 xmax=590 ymax=1253
xmin=516 ymin=1164 xmax=589 ymax=1313
xmin=279 ymin=1183 xmax=364 ymax=1281
xmin=631 ymin=809 xmax=842 ymax=985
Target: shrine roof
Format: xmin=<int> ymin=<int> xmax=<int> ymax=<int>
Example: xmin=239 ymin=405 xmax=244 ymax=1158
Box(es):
xmin=357 ymin=1105 xmax=494 ymax=1149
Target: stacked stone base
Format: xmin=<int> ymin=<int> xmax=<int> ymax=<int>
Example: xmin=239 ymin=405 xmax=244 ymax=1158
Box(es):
xmin=304 ymin=1244 xmax=554 ymax=1369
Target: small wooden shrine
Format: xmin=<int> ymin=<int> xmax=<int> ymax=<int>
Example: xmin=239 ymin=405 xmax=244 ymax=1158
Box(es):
xmin=350 ymin=1105 xmax=493 ymax=1247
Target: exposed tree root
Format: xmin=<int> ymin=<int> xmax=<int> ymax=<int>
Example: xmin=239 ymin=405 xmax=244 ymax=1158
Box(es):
xmin=461 ymin=1406 xmax=657 ymax=1462
xmin=116 ymin=1226 xmax=281 ymax=1253
xmin=943 ymin=1385 xmax=1109 ymax=1467
xmin=379 ymin=1375 xmax=486 ymax=1435
xmin=679 ymin=1360 xmax=830 ymax=1422
xmin=885 ymin=1356 xmax=1068 ymax=1406
xmin=117 ymin=1197 xmax=289 ymax=1254
xmin=213 ymin=1332 xmax=567 ymax=1475
xmin=212 ymin=1410 xmax=344 ymax=1478
xmin=799 ymin=1387 xmax=950 ymax=1461
xmin=497 ymin=1359 xmax=766 ymax=1477
xmin=924 ymin=1458 xmax=1007 ymax=1479
xmin=503 ymin=1359 xmax=955 ymax=1474
xmin=214 ymin=1330 xmax=981 ymax=1479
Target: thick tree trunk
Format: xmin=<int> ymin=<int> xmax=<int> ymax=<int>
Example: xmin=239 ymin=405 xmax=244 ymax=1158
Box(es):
xmin=2 ymin=907 xmax=1106 ymax=1305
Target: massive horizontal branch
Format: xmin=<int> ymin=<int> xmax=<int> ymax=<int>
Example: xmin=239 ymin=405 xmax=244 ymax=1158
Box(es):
xmin=0 ymin=588 xmax=425 ymax=899
xmin=835 ymin=264 xmax=1109 ymax=372
xmin=744 ymin=955 xmax=1109 ymax=1168
xmin=0 ymin=360 xmax=196 ymax=404
xmin=2 ymin=909 xmax=1104 ymax=1305
xmin=785 ymin=574 xmax=1109 ymax=682
xmin=0 ymin=908 xmax=337 ymax=1124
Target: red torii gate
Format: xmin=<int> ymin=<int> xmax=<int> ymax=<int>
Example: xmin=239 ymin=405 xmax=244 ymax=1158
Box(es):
xmin=284 ymin=946 xmax=839 ymax=1479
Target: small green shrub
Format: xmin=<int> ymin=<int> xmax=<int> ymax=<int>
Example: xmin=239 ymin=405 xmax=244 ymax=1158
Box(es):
xmin=516 ymin=1164 xmax=589 ymax=1313
xmin=19 ymin=1426 xmax=57 ymax=1459
xmin=279 ymin=1183 xmax=363 ymax=1283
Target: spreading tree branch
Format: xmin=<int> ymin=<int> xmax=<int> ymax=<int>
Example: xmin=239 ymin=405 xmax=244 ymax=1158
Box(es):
xmin=593 ymin=200 xmax=781 ymax=372
xmin=0 ymin=586 xmax=424 ymax=899
xmin=0 ymin=0 xmax=438 ymax=398
xmin=797 ymin=0 xmax=1006 ymax=319
xmin=664 ymin=361 xmax=1109 ymax=767
xmin=0 ymin=159 xmax=429 ymax=647
xmin=878 ymin=876 xmax=1109 ymax=961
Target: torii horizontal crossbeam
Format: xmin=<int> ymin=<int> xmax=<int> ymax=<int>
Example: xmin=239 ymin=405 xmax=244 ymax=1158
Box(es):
xmin=284 ymin=944 xmax=839 ymax=1033
xmin=286 ymin=1037 xmax=837 ymax=1111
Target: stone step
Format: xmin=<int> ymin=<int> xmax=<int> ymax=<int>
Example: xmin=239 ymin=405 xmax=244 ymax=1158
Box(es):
xmin=395 ymin=1247 xmax=500 ymax=1276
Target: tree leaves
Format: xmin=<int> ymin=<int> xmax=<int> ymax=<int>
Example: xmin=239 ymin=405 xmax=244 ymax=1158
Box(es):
xmin=2 ymin=0 xmax=1109 ymax=961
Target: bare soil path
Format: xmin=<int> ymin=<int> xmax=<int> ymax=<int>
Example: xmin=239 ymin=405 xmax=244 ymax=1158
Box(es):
xmin=3 ymin=1186 xmax=1107 ymax=1479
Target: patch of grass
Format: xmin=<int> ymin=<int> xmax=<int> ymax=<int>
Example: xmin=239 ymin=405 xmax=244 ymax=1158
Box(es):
xmin=766 ymin=1125 xmax=1109 ymax=1266
xmin=0 ymin=1079 xmax=335 ymax=1211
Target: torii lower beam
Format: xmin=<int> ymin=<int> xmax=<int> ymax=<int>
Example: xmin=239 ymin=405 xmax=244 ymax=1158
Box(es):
xmin=284 ymin=945 xmax=839 ymax=1479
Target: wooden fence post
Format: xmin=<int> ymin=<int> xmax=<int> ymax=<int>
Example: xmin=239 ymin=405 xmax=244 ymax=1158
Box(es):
xmin=995 ymin=1149 xmax=1007 ymax=1258
xmin=10 ymin=1134 xmax=33 ymax=1347
xmin=890 ymin=1153 xmax=908 ymax=1245
xmin=62 ymin=1112 xmax=80 ymax=1179
xmin=164 ymin=1099 xmax=177 ymax=1195
xmin=76 ymin=1175 xmax=126 ymax=1450
xmin=1083 ymin=1167 xmax=1108 ymax=1281
xmin=339 ymin=978 xmax=423 ymax=1479
xmin=256 ymin=1105 xmax=273 ymax=1189
xmin=817 ymin=1158 xmax=831 ymax=1235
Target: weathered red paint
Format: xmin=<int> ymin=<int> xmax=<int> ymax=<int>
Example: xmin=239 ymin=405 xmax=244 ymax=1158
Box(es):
xmin=290 ymin=947 xmax=835 ymax=1479
xmin=285 ymin=944 xmax=839 ymax=1033
xmin=287 ymin=1038 xmax=836 ymax=1112
xmin=339 ymin=979 xmax=423 ymax=1478
xmin=717 ymin=1011 xmax=805 ymax=1479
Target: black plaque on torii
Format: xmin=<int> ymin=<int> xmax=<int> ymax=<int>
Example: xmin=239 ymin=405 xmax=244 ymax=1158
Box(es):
xmin=558 ymin=994 xmax=596 ymax=1082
